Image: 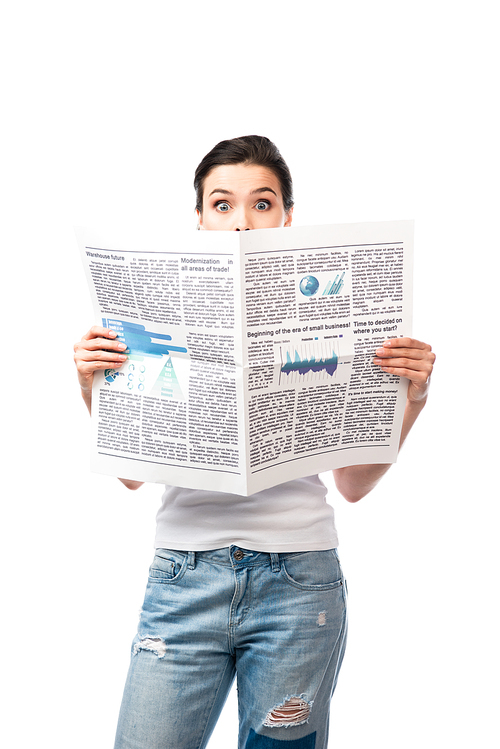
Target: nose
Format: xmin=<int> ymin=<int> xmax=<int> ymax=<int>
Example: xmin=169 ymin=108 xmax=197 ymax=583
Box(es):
xmin=233 ymin=207 xmax=252 ymax=231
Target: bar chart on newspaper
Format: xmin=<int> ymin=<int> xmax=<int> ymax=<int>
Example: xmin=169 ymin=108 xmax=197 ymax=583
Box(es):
xmin=101 ymin=317 xmax=189 ymax=400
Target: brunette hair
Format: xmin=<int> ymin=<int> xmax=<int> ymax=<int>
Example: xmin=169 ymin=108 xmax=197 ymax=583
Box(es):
xmin=194 ymin=135 xmax=294 ymax=215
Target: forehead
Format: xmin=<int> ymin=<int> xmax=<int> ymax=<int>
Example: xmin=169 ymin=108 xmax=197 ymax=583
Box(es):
xmin=203 ymin=163 xmax=282 ymax=198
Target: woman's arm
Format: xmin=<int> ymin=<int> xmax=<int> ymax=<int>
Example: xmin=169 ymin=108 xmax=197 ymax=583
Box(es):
xmin=333 ymin=337 xmax=435 ymax=502
xmin=118 ymin=478 xmax=145 ymax=490
xmin=74 ymin=325 xmax=144 ymax=491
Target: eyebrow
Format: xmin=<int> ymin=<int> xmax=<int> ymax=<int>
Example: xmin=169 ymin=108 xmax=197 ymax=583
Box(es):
xmin=208 ymin=187 xmax=278 ymax=198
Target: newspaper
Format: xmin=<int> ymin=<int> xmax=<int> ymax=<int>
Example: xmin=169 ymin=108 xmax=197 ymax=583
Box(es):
xmin=76 ymin=221 xmax=413 ymax=496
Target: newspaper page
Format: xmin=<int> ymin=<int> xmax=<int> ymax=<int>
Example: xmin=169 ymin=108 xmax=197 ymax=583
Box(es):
xmin=76 ymin=220 xmax=412 ymax=496
xmin=240 ymin=221 xmax=413 ymax=493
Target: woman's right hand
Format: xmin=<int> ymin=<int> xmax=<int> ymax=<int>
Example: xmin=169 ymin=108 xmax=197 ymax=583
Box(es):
xmin=73 ymin=326 xmax=128 ymax=412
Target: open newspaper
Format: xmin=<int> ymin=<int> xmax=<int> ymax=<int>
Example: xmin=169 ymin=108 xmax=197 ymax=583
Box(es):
xmin=76 ymin=221 xmax=413 ymax=496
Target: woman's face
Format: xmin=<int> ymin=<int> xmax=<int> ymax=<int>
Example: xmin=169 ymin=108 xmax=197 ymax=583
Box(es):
xmin=197 ymin=163 xmax=293 ymax=231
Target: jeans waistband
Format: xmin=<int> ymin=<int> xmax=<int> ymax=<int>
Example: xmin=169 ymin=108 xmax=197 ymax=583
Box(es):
xmin=180 ymin=546 xmax=282 ymax=571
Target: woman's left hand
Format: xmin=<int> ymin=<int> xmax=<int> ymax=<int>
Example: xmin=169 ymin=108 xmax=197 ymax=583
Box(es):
xmin=373 ymin=337 xmax=436 ymax=404
xmin=334 ymin=336 xmax=436 ymax=502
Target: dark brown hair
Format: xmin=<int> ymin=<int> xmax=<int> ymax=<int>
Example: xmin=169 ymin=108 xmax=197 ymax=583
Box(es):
xmin=194 ymin=135 xmax=294 ymax=215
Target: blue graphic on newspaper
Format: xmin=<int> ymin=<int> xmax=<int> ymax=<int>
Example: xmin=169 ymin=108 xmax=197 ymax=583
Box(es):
xmin=299 ymin=275 xmax=320 ymax=296
xmin=281 ymin=348 xmax=338 ymax=378
xmin=101 ymin=318 xmax=188 ymax=398
xmin=102 ymin=318 xmax=187 ymax=357
xmin=299 ymin=272 xmax=345 ymax=298
xmin=322 ymin=272 xmax=345 ymax=296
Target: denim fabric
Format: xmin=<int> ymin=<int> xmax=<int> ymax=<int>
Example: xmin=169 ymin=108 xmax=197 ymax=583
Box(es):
xmin=114 ymin=546 xmax=347 ymax=749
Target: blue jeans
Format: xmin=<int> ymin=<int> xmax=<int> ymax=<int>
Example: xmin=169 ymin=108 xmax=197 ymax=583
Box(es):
xmin=114 ymin=546 xmax=348 ymax=749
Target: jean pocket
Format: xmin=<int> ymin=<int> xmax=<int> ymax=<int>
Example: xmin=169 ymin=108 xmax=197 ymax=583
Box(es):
xmin=280 ymin=550 xmax=343 ymax=591
xmin=148 ymin=549 xmax=188 ymax=584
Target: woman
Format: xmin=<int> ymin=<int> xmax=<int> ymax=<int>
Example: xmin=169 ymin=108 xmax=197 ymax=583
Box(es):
xmin=74 ymin=136 xmax=435 ymax=749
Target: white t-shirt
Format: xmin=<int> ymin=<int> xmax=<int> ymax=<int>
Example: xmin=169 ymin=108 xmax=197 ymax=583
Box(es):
xmin=154 ymin=475 xmax=338 ymax=552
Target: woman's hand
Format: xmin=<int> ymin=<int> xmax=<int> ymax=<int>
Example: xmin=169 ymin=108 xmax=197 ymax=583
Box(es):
xmin=73 ymin=326 xmax=128 ymax=412
xmin=74 ymin=327 xmax=143 ymax=491
xmin=373 ymin=337 xmax=436 ymax=404
xmin=334 ymin=337 xmax=436 ymax=502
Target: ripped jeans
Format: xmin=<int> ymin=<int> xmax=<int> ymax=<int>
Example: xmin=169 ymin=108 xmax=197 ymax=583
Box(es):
xmin=114 ymin=546 xmax=348 ymax=749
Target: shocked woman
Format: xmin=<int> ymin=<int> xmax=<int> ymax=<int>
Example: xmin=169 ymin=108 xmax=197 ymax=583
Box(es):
xmin=74 ymin=135 xmax=435 ymax=749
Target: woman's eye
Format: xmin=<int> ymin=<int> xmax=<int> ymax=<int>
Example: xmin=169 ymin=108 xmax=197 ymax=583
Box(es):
xmin=256 ymin=200 xmax=270 ymax=211
xmin=216 ymin=201 xmax=230 ymax=212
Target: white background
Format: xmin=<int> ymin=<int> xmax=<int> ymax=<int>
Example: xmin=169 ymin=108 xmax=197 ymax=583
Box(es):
xmin=2 ymin=1 xmax=498 ymax=747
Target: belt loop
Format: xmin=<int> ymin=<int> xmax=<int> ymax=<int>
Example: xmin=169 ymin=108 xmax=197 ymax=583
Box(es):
xmin=270 ymin=553 xmax=280 ymax=573
xmin=188 ymin=551 xmax=196 ymax=570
